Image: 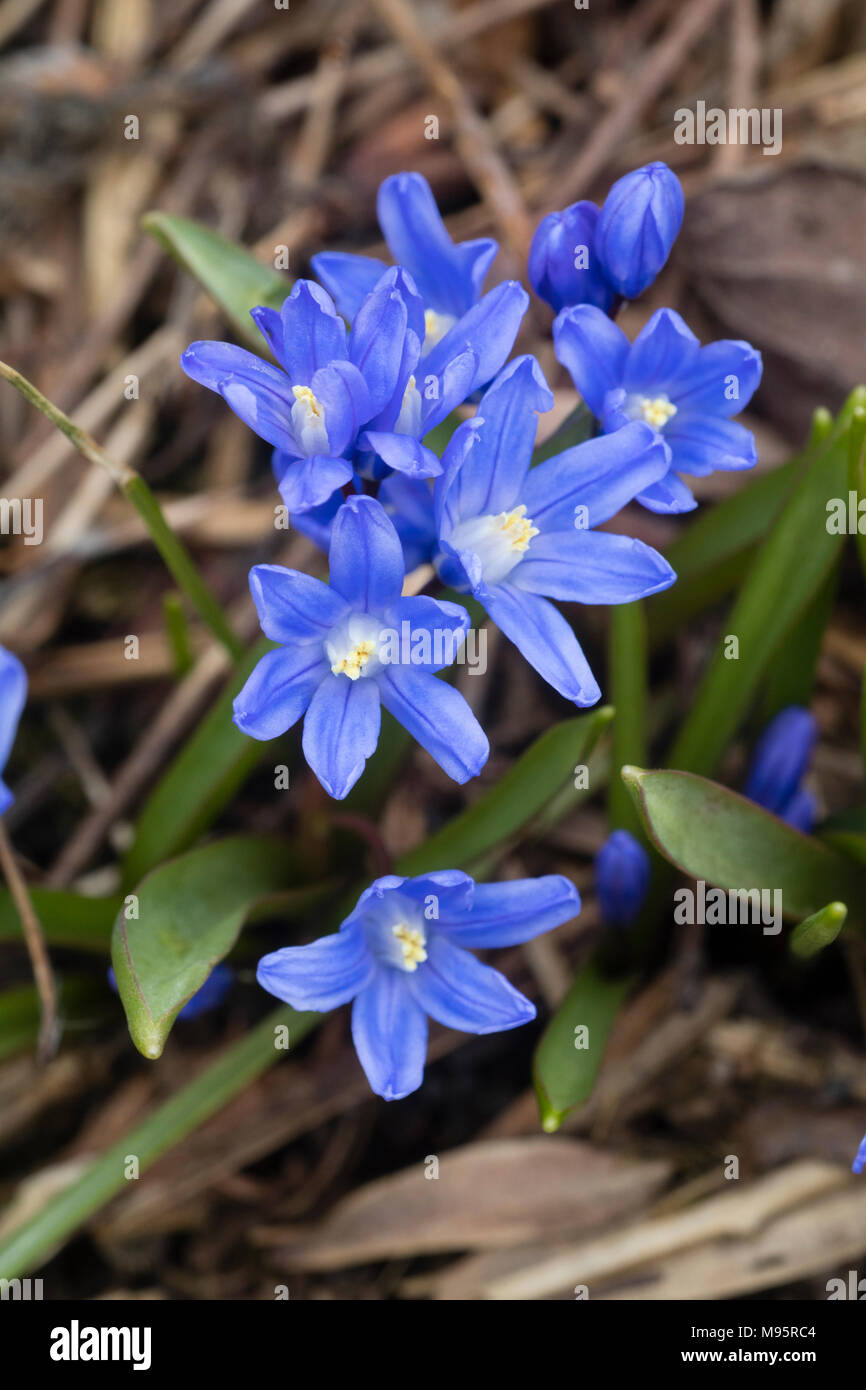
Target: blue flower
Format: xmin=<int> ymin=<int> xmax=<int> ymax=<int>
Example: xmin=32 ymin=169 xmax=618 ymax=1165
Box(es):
xmin=595 ymin=830 xmax=651 ymax=928
xmin=528 ymin=201 xmax=615 ymax=314
xmin=853 ymin=1133 xmax=866 ymax=1175
xmin=0 ymin=646 xmax=27 ymax=815
xmin=431 ymin=356 xmax=675 ymax=705
xmin=257 ymin=869 xmax=580 ymax=1100
xmin=595 ymin=162 xmax=684 ymax=301
xmin=233 ymin=495 xmax=489 ymax=799
xmin=181 ymin=271 xmax=436 ymax=515
xmin=553 ymin=305 xmax=762 ymax=513
xmin=108 ymin=963 xmax=233 ymax=1019
xmin=744 ymin=706 xmax=817 ymax=833
xmin=528 ymin=162 xmax=683 ymax=313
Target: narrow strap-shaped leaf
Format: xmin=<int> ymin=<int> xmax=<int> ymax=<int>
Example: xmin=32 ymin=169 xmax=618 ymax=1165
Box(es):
xmin=533 ymin=964 xmax=631 ymax=1131
xmin=607 ymin=601 xmax=646 ymax=835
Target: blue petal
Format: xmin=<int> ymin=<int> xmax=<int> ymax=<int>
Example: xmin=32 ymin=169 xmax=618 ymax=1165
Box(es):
xmin=0 ymin=647 xmax=27 ymax=781
xmin=636 ymin=472 xmax=698 ymax=513
xmin=523 ymin=421 xmax=670 ymax=531
xmin=420 ymin=347 xmax=479 ymax=432
xmin=595 ymin=831 xmax=651 ymax=928
xmin=779 ymin=787 xmax=817 ymax=834
xmin=596 ymin=161 xmax=684 ymax=300
xmin=220 ymin=377 xmax=296 ymax=453
xmin=178 ymin=963 xmax=234 ymax=1019
xmin=349 ymin=267 xmax=416 ymax=417
xmin=360 ymin=431 xmax=442 ymax=479
xmin=302 ymin=673 xmax=381 ymax=799
xmin=408 ymin=934 xmax=535 ymax=1033
xmin=381 ymin=595 xmax=470 ymax=672
xmin=443 ymin=356 xmax=553 ymax=523
xmin=329 ymin=495 xmax=406 ymax=614
xmin=481 ymin=583 xmax=601 ymax=705
xmin=745 ymin=707 xmax=817 ymax=815
xmin=311 ymin=251 xmax=389 ymax=320
xmin=434 ymin=416 xmax=485 ymax=538
xmin=377 ymin=171 xmax=496 ymax=316
xmin=623 ymin=308 xmax=699 ymax=394
xmin=276 ymin=454 xmax=353 ymax=513
xmin=269 ymin=280 xmax=347 ymax=383
xmin=553 ymin=305 xmax=629 ymax=417
xmin=423 ymin=281 xmax=528 ymax=392
xmin=664 ymin=414 xmax=758 ymax=476
xmin=514 ymin=530 xmax=675 ymax=604
xmin=310 ymin=359 xmax=373 ymax=455
xmin=258 ymin=920 xmax=374 ymax=1012
xmin=852 ymin=1133 xmax=866 ymax=1175
xmin=379 ymin=667 xmax=488 ymax=782
xmin=528 ymin=201 xmax=614 ymax=313
xmin=672 ymin=339 xmax=763 ymax=417
xmin=437 ymin=875 xmax=580 ymax=947
xmin=249 ymin=564 xmax=348 ymax=643
xmin=233 ymin=646 xmax=327 ymax=741
xmin=352 ymin=968 xmax=429 ymax=1100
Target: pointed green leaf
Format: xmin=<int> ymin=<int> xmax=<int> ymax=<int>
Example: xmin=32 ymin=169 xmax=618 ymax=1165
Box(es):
xmin=113 ymin=835 xmax=300 ymax=1059
xmin=533 ymin=964 xmax=631 ymax=1130
xmin=622 ymin=766 xmax=866 ymax=924
xmin=141 ymin=212 xmax=290 ymax=348
xmin=607 ymin=601 xmax=647 ymax=835
xmin=396 ymin=707 xmax=614 ymax=876
xmin=790 ymin=902 xmax=847 ymax=959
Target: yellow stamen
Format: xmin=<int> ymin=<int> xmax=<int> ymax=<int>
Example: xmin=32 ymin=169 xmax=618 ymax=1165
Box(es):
xmin=495 ymin=503 xmax=538 ymax=553
xmin=392 ymin=922 xmax=427 ymax=971
xmin=292 ymin=384 xmax=324 ymax=417
xmin=636 ymin=395 xmax=677 ymax=429
xmin=331 ymin=639 xmax=376 ymax=680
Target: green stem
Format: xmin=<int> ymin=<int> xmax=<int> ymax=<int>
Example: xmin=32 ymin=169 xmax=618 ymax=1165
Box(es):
xmin=0 ymin=1006 xmax=316 ymax=1278
xmin=162 ymin=592 xmax=195 ymax=678
xmin=607 ymin=600 xmax=647 ymax=836
xmin=0 ymin=360 xmax=241 ymax=661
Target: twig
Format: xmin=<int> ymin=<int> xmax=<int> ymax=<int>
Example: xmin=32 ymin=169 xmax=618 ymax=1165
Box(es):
xmin=0 ymin=820 xmax=58 ymax=1064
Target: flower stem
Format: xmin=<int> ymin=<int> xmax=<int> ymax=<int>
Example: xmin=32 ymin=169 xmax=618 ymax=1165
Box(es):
xmin=0 ymin=821 xmax=59 ymax=1064
xmin=0 ymin=359 xmax=242 ymax=661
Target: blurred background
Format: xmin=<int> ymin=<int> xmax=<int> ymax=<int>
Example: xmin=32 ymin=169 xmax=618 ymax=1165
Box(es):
xmin=1 ymin=0 xmax=866 ymax=1302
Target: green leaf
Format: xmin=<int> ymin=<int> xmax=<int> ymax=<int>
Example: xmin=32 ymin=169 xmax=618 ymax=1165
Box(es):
xmin=649 ymin=406 xmax=837 ymax=644
xmin=125 ymin=640 xmax=272 ymax=885
xmin=142 ymin=212 xmax=290 ymax=348
xmin=0 ymin=888 xmax=120 ymax=952
xmin=790 ymin=902 xmax=847 ymax=959
xmin=113 ymin=835 xmax=300 ymax=1059
xmin=756 ymin=565 xmax=838 ymax=725
xmin=847 ymin=406 xmax=866 ymax=583
xmin=396 ymin=707 xmax=614 ymax=876
xmin=622 ymin=766 xmax=866 ymax=924
xmin=533 ymin=964 xmax=631 ymax=1130
xmin=667 ymin=423 xmax=851 ymax=776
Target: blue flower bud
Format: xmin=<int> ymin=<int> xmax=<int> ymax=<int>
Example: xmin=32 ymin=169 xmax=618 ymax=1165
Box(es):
xmin=745 ymin=706 xmax=818 ymax=831
xmin=854 ymin=1133 xmax=866 ymax=1175
xmin=528 ymin=201 xmax=615 ymax=313
xmin=595 ymin=829 xmax=651 ymax=928
xmin=596 ymin=162 xmax=684 ymax=300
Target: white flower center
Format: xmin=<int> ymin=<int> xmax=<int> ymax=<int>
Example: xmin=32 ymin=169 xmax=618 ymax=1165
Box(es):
xmin=291 ymin=385 xmax=330 ymax=455
xmin=390 ymin=922 xmax=427 ymax=972
xmin=394 ymin=374 xmax=422 ymax=436
xmin=423 ymin=308 xmax=456 ymax=353
xmin=450 ymin=504 xmax=539 ymax=586
xmin=627 ymin=393 xmax=678 ymax=430
xmin=326 ymin=613 xmax=383 ymax=681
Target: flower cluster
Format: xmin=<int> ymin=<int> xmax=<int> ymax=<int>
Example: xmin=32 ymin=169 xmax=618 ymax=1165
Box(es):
xmin=178 ymin=167 xmax=767 ymax=1097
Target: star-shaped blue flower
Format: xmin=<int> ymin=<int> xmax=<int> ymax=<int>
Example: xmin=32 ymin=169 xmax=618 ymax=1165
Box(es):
xmin=431 ymin=356 xmax=676 ymax=705
xmin=233 ymin=495 xmax=489 ymax=799
xmin=553 ymin=305 xmax=763 ymax=513
xmin=257 ymin=869 xmax=580 ymax=1100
